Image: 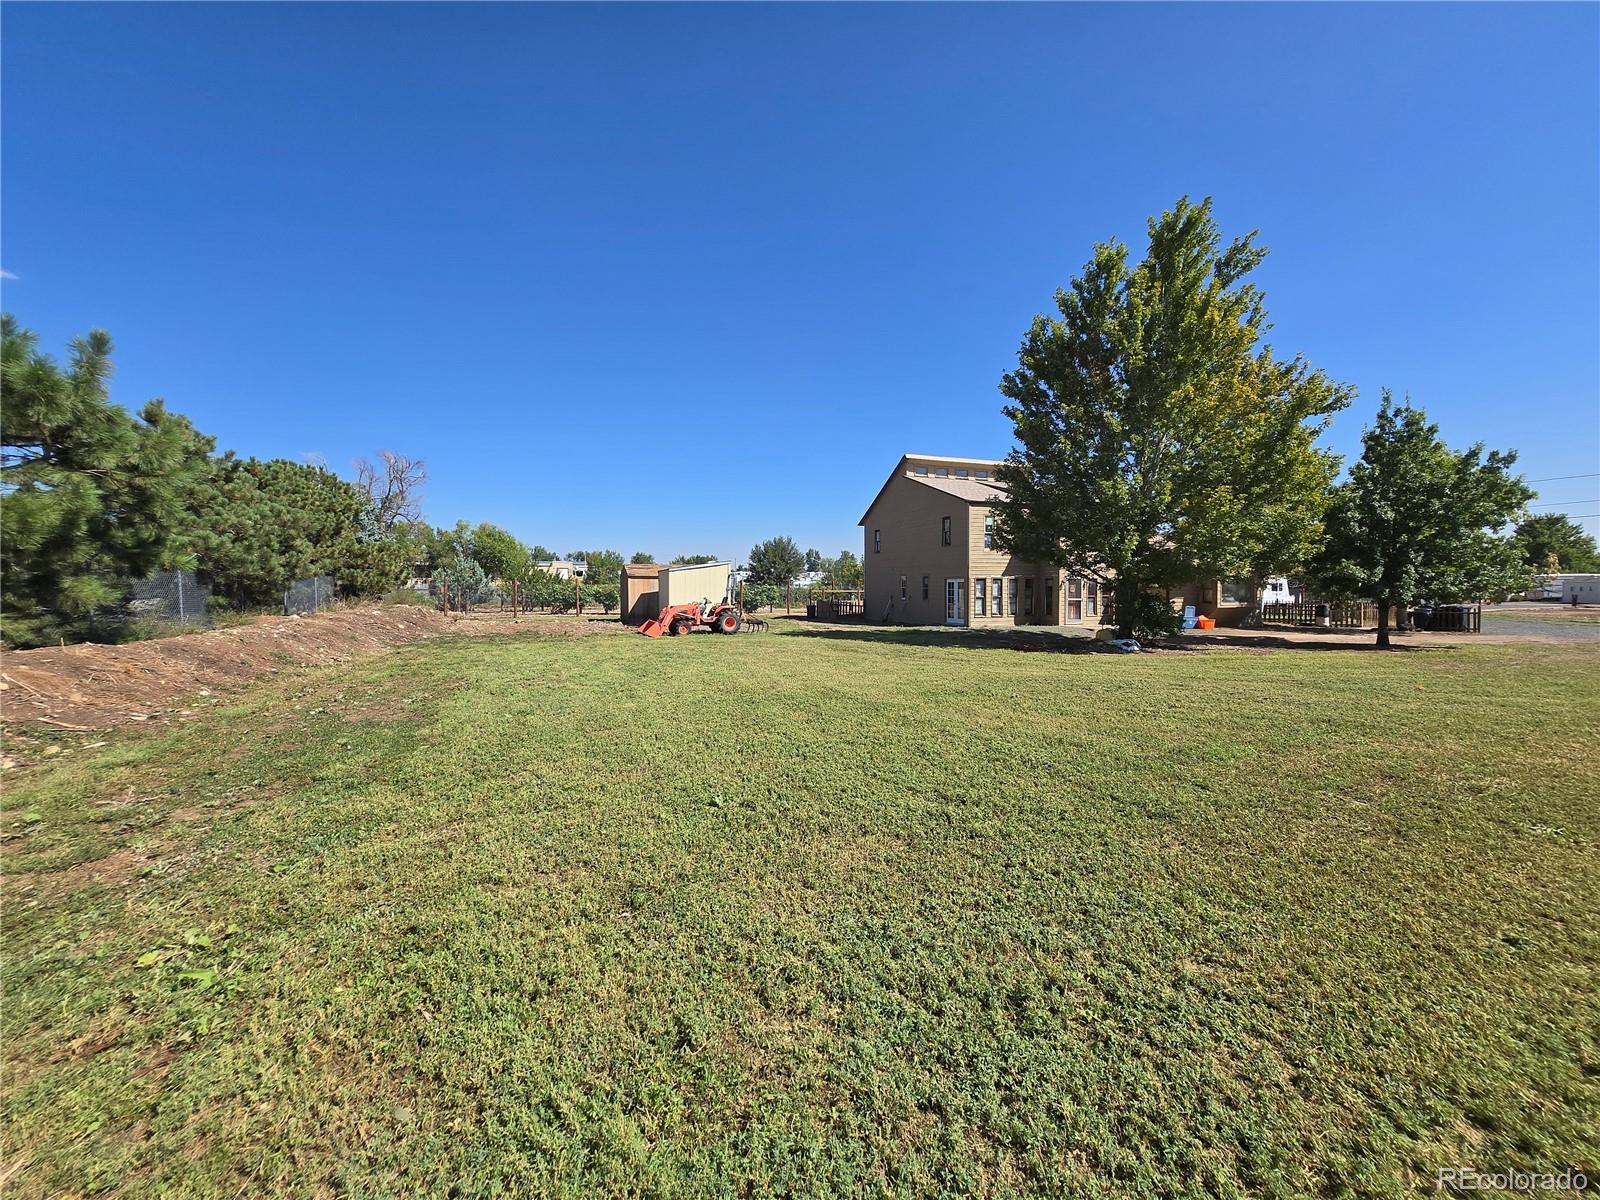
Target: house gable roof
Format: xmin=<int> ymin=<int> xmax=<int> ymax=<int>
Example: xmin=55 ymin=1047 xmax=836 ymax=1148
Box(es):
xmin=858 ymin=454 xmax=1006 ymax=525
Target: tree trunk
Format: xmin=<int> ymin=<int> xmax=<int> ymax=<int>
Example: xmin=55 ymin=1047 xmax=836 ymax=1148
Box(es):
xmin=1114 ymin=574 xmax=1138 ymax=640
xmin=1240 ymin=572 xmax=1265 ymax=628
xmin=1375 ymin=594 xmax=1391 ymax=648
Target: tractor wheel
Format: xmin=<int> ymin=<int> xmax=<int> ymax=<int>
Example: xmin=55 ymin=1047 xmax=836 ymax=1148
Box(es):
xmin=670 ymin=617 xmax=694 ymax=636
xmin=716 ymin=608 xmax=742 ymax=634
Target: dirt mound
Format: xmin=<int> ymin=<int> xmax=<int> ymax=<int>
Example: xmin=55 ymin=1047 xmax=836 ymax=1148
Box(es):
xmin=0 ymin=606 xmax=614 ymax=732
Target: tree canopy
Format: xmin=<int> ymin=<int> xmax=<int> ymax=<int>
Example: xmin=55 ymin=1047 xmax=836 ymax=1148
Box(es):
xmin=1515 ymin=513 xmax=1599 ymax=575
xmin=629 ymin=551 xmax=656 ymax=564
xmin=1 ymin=317 xmax=214 ymax=645
xmin=471 ymin=522 xmax=529 ymax=581
xmin=991 ymin=198 xmax=1350 ymax=637
xmin=670 ymin=554 xmax=717 ymax=566
xmin=1312 ymin=394 xmax=1532 ymax=645
xmin=746 ymin=537 xmax=804 ymax=586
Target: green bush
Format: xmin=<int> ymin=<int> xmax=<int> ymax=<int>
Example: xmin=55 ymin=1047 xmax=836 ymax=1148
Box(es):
xmin=1130 ymin=593 xmax=1183 ymax=639
xmin=740 ymin=582 xmax=781 ymax=612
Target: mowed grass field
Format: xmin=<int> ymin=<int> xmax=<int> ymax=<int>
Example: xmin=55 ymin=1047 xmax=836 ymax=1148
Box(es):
xmin=4 ymin=627 xmax=1598 ymax=1198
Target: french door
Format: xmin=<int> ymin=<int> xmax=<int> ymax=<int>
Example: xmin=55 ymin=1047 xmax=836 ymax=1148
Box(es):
xmin=944 ymin=578 xmax=965 ymax=626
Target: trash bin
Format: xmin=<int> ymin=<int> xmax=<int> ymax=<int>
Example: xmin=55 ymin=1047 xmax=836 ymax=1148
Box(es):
xmin=806 ymin=603 xmax=816 ymax=619
xmin=1316 ymin=602 xmax=1331 ymax=629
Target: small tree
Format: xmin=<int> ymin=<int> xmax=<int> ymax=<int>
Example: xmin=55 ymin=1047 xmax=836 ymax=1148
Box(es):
xmin=629 ymin=551 xmax=656 ymax=564
xmin=584 ymin=578 xmax=620 ymax=614
xmin=472 ymin=522 xmax=529 ymax=582
xmin=833 ymin=549 xmax=864 ymax=589
xmin=1313 ymin=394 xmax=1532 ymax=646
xmin=740 ymin=582 xmax=782 ymax=613
xmin=431 ymin=554 xmax=494 ymax=610
xmin=570 ymin=548 xmax=625 ymax=584
xmin=747 ymin=537 xmax=804 ymax=587
xmin=671 ymin=553 xmax=717 ymax=565
xmin=519 ymin=567 xmax=570 ymax=612
xmin=992 ymin=198 xmax=1350 ymax=638
xmin=804 ymin=548 xmax=822 ymax=573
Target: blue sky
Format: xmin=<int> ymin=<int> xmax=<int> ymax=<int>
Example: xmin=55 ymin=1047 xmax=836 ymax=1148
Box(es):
xmin=4 ymin=2 xmax=1597 ymax=560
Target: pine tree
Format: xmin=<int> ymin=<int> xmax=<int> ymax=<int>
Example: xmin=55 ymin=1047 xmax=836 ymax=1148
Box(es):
xmin=1 ymin=316 xmax=213 ymax=646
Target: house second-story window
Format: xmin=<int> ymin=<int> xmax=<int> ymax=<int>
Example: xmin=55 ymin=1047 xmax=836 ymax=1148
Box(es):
xmin=934 ymin=467 xmax=949 ymax=477
xmin=913 ymin=465 xmax=928 ymax=476
xmin=983 ymin=516 xmax=993 ymax=549
xmin=941 ymin=516 xmax=951 ymax=546
xmin=921 ymin=576 xmax=929 ymax=600
xmin=976 ymin=470 xmax=989 ymax=480
xmin=955 ymin=468 xmax=968 ymax=478
xmin=874 ymin=529 xmax=881 ymax=554
xmin=900 ymin=575 xmax=907 ymax=601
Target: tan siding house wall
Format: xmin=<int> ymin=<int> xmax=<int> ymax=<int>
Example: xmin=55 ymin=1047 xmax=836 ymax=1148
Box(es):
xmin=861 ymin=456 xmax=1111 ymax=629
xmin=862 ymin=473 xmax=967 ymax=623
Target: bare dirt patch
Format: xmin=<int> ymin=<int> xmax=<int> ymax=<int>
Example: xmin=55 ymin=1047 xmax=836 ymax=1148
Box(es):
xmin=0 ymin=606 xmax=624 ymax=732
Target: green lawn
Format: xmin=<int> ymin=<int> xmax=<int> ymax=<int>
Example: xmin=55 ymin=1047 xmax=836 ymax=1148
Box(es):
xmin=4 ymin=628 xmax=1598 ymax=1198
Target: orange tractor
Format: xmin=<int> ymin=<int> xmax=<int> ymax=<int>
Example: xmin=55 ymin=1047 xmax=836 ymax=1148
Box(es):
xmin=639 ymin=599 xmax=762 ymax=638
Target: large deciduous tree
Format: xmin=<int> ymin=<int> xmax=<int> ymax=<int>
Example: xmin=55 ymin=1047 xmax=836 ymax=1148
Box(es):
xmin=746 ymin=536 xmax=804 ymax=587
xmin=1 ymin=316 xmax=213 ymax=646
xmin=992 ymin=198 xmax=1350 ymax=638
xmin=1515 ymin=514 xmax=1599 ymax=575
xmin=1312 ymin=395 xmax=1532 ymax=646
xmin=354 ymin=450 xmax=426 ymax=529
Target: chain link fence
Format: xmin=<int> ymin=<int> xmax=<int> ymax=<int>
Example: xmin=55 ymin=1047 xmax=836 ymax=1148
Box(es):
xmin=283 ymin=575 xmax=337 ymax=616
xmin=125 ymin=570 xmax=213 ymax=627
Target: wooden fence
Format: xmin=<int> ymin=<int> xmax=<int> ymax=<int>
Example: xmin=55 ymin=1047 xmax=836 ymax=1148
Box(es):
xmin=1260 ymin=601 xmax=1376 ymax=628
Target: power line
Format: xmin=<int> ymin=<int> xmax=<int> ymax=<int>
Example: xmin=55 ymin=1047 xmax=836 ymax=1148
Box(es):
xmin=1525 ymin=472 xmax=1600 ymax=484
xmin=1527 ymin=499 xmax=1599 ymax=508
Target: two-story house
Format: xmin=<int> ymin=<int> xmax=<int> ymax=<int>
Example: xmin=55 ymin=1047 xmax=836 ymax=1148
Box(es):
xmin=858 ymin=453 xmax=1104 ymax=628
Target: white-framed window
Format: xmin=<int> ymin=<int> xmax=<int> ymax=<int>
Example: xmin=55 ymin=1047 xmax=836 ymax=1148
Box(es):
xmin=913 ymin=465 xmax=928 ymax=476
xmin=991 ymin=577 xmax=1003 ymax=615
xmin=983 ymin=516 xmax=994 ymax=549
xmin=1086 ymin=580 xmax=1098 ymax=617
xmin=955 ymin=468 xmax=968 ymax=478
xmin=874 ymin=529 xmax=881 ymax=553
xmin=974 ymin=580 xmax=986 ymax=617
xmin=935 ymin=467 xmax=949 ymax=477
xmin=976 ymin=469 xmax=989 ymax=480
xmin=941 ymin=516 xmax=951 ymax=546
xmin=1066 ymin=577 xmax=1083 ymax=622
xmin=1008 ymin=577 xmax=1018 ymax=615
xmin=921 ymin=575 xmax=929 ymax=600
xmin=900 ymin=575 xmax=907 ymax=600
